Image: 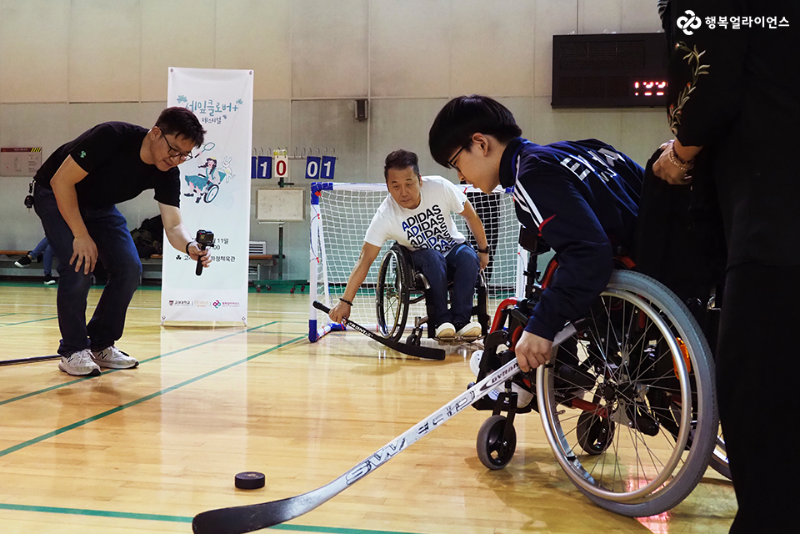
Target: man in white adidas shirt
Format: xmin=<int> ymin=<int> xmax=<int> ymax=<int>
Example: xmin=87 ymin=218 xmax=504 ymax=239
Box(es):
xmin=328 ymin=149 xmax=489 ymax=341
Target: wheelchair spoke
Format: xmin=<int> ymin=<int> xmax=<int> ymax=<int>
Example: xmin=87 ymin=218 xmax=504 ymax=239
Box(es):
xmin=537 ymin=271 xmax=715 ymax=514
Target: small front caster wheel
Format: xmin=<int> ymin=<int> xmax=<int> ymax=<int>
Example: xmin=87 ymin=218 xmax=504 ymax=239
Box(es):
xmin=477 ymin=414 xmax=516 ymax=470
xmin=576 ymin=411 xmax=615 ymax=455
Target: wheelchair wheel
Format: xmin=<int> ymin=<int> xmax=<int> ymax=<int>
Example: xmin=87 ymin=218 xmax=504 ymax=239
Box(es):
xmin=204 ymin=184 xmax=219 ymax=203
xmin=476 ymin=415 xmax=516 ymax=470
xmin=537 ymin=270 xmax=717 ymax=517
xmin=376 ymin=247 xmax=410 ymax=342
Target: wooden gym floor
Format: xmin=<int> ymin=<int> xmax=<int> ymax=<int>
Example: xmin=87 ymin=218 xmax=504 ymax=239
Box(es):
xmin=0 ymin=283 xmax=736 ymax=533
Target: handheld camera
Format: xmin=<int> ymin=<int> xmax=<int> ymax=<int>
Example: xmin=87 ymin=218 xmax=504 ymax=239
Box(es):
xmin=195 ymin=229 xmax=215 ymax=276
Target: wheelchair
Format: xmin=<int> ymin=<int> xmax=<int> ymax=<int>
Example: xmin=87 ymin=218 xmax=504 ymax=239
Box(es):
xmin=375 ymin=243 xmax=490 ymax=345
xmin=471 ymin=228 xmax=719 ymax=517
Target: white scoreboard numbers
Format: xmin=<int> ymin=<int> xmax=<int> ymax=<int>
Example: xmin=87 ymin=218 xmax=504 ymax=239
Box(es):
xmin=305 ymin=154 xmax=336 ymax=180
xmin=251 ymin=155 xmax=272 ymax=179
xmin=305 ymin=156 xmax=321 ymax=180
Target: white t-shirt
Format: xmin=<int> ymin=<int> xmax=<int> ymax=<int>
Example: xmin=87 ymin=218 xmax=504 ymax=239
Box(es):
xmin=364 ymin=176 xmax=468 ymax=254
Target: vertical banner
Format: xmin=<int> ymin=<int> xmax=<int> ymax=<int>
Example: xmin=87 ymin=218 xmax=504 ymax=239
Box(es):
xmin=161 ymin=68 xmax=253 ymax=324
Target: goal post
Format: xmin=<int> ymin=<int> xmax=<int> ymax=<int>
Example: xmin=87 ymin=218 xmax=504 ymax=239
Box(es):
xmin=309 ymin=181 xmax=526 ymax=342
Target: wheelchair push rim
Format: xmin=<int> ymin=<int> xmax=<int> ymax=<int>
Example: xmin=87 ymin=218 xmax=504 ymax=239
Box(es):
xmin=536 ymin=270 xmax=716 ymax=514
xmin=375 ymin=247 xmax=409 ymax=341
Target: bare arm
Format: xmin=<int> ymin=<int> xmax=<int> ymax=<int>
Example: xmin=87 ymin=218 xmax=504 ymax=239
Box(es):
xmin=460 ymin=200 xmax=490 ymax=270
xmin=158 ymin=203 xmax=211 ymax=267
xmin=49 ymin=155 xmax=95 ymax=274
xmin=328 ymin=242 xmax=382 ymax=323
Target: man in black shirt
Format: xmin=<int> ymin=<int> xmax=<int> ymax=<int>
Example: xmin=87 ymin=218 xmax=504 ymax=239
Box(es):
xmin=33 ymin=107 xmax=211 ymax=376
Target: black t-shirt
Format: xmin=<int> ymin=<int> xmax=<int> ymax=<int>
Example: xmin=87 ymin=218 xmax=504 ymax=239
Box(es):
xmin=34 ymin=122 xmax=180 ymax=208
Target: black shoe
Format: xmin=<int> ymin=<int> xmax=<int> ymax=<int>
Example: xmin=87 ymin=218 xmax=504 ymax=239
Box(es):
xmin=15 ymin=254 xmax=32 ymax=268
xmin=555 ymin=362 xmax=596 ymax=391
xmin=43 ymin=275 xmax=57 ymax=285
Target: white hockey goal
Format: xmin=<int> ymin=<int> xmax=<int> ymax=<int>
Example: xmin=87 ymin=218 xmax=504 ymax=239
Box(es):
xmin=309 ymin=181 xmax=525 ymax=341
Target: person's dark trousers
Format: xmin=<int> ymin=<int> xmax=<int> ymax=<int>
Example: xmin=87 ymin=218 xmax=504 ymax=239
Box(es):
xmin=30 ymin=237 xmax=55 ymax=277
xmin=34 ymin=184 xmax=142 ymax=356
xmin=411 ymin=243 xmax=479 ymax=328
xmin=717 ymin=262 xmax=800 ymax=533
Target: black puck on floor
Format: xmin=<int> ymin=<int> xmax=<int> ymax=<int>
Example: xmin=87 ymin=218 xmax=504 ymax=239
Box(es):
xmin=235 ymin=471 xmax=266 ymax=490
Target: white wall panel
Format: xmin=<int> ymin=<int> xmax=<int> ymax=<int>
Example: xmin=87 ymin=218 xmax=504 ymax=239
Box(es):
xmin=69 ymin=0 xmax=141 ymax=102
xmin=141 ymin=0 xmax=216 ymax=102
xmin=291 ymin=0 xmax=368 ymax=98
xmin=370 ymin=0 xmax=450 ymax=98
xmin=0 ymin=0 xmax=70 ymax=103
xmin=216 ymin=0 xmax=291 ymax=100
xmin=451 ymin=0 xmax=535 ymax=97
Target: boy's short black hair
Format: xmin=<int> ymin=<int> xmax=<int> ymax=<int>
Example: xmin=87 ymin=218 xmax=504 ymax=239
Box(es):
xmin=428 ymin=95 xmax=522 ymax=168
xmin=155 ymin=107 xmax=206 ymax=147
xmin=384 ymin=149 xmax=420 ymax=179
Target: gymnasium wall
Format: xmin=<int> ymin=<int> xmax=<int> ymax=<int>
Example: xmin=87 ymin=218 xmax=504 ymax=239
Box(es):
xmin=0 ymin=0 xmax=670 ymax=280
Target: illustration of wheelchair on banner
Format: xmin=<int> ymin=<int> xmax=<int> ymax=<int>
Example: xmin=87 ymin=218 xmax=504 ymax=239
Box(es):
xmin=184 ymin=145 xmax=232 ymax=204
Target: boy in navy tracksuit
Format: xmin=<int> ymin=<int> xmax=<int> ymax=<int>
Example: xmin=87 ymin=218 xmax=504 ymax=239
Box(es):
xmin=429 ymin=95 xmax=642 ymax=373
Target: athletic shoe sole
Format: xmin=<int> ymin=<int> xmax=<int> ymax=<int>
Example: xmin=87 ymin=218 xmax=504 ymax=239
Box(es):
xmin=58 ymin=361 xmax=101 ymax=377
xmin=92 ymin=359 xmax=139 ymax=369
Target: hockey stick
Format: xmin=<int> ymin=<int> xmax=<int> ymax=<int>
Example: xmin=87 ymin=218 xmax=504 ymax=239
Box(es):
xmin=312 ymin=301 xmax=446 ymax=360
xmin=0 ymin=354 xmax=60 ymax=367
xmin=192 ymin=323 xmax=577 ymax=534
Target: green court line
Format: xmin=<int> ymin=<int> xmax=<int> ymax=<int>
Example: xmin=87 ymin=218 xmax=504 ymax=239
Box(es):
xmin=0 ymin=316 xmax=57 ymax=327
xmin=0 ymin=503 xmax=422 ymax=534
xmin=0 ymin=321 xmax=279 ymax=407
xmin=0 ymin=334 xmax=305 ymax=458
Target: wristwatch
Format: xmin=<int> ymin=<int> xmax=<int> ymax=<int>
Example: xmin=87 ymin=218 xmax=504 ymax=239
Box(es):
xmin=476 ymin=245 xmax=491 ymax=254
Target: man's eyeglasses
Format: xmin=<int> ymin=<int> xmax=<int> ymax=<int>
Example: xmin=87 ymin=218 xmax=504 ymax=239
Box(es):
xmin=448 ymin=143 xmax=470 ymax=172
xmin=162 ymin=134 xmax=194 ymax=161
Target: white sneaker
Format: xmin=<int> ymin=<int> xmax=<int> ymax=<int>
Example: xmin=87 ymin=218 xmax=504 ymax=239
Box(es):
xmin=435 ymin=322 xmax=456 ymax=340
xmin=469 ymin=350 xmax=533 ymax=408
xmin=91 ymin=346 xmax=138 ymax=369
xmin=457 ymin=321 xmax=482 ymax=339
xmin=59 ymin=349 xmax=101 ymax=376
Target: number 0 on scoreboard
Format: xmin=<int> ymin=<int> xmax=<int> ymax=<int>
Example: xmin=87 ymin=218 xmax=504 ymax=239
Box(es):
xmin=273 ymin=150 xmax=289 ymax=180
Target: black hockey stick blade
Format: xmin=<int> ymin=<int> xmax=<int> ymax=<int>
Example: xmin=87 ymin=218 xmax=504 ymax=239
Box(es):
xmin=192 ymin=323 xmax=577 ymax=534
xmin=312 ymin=301 xmax=445 ymax=360
xmin=0 ymin=354 xmax=60 ymax=367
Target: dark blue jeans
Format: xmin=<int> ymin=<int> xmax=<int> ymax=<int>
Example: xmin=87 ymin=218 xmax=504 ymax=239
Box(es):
xmin=411 ymin=243 xmax=480 ymax=328
xmin=34 ymin=184 xmax=141 ymax=356
xmin=30 ymin=237 xmax=54 ymax=277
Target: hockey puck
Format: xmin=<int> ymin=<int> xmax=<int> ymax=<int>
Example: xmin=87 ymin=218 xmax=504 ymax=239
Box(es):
xmin=235 ymin=471 xmax=265 ymax=490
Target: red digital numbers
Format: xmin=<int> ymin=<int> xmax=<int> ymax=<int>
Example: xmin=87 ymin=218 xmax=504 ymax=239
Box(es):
xmin=634 ymin=80 xmax=667 ymax=97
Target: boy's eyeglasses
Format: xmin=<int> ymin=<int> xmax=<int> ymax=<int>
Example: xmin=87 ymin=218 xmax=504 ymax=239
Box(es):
xmin=448 ymin=143 xmax=470 ymax=172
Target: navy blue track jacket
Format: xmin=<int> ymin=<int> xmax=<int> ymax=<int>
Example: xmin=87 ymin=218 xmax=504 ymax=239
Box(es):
xmin=499 ymin=137 xmax=643 ymax=341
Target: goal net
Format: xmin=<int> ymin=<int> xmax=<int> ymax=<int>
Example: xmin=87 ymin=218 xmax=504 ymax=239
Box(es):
xmin=309 ymin=181 xmax=525 ymax=341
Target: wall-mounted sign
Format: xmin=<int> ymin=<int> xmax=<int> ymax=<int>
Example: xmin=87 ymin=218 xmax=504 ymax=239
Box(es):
xmin=0 ymin=147 xmax=42 ymax=176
